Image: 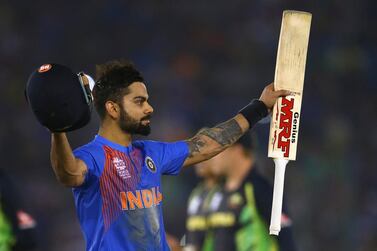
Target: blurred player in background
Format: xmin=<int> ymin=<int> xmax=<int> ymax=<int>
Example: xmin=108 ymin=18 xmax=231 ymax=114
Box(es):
xmin=203 ymin=134 xmax=296 ymax=251
xmin=47 ymin=59 xmax=289 ymax=250
xmin=0 ymin=169 xmax=37 ymax=251
xmin=184 ymin=157 xmax=222 ymax=251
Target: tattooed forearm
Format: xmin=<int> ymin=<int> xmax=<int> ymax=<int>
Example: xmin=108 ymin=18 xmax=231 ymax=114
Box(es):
xmin=186 ymin=118 xmax=243 ymax=158
xmin=199 ymin=119 xmax=243 ymax=146
xmin=184 ymin=115 xmax=248 ymax=166
xmin=187 ymin=133 xmax=208 ymax=158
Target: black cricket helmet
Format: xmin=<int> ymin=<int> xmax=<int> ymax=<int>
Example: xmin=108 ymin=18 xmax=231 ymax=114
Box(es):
xmin=25 ymin=63 xmax=93 ymax=132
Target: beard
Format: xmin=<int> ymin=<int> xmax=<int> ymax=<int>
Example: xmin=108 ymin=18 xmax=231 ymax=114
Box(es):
xmin=118 ymin=108 xmax=151 ymax=136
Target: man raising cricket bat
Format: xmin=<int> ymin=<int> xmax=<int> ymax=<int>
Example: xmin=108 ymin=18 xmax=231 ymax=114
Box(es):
xmin=26 ymin=58 xmax=290 ymax=250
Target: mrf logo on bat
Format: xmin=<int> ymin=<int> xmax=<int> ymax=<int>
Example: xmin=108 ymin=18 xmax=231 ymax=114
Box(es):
xmin=270 ymin=94 xmax=301 ymax=160
xmin=267 ymin=10 xmax=311 ymax=163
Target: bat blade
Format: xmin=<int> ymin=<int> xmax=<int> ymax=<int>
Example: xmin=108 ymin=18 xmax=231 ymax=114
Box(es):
xmin=268 ymin=10 xmax=312 ymax=236
xmin=268 ymin=10 xmax=312 ymax=161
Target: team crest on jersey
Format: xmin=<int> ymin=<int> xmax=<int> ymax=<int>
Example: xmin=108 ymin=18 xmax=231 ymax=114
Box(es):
xmin=112 ymin=157 xmax=131 ymax=179
xmin=228 ymin=192 xmax=244 ymax=209
xmin=145 ymin=156 xmax=157 ymax=173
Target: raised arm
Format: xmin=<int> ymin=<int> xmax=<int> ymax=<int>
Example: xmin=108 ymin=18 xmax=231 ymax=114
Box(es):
xmin=50 ymin=133 xmax=88 ymax=187
xmin=183 ymin=83 xmax=289 ymax=167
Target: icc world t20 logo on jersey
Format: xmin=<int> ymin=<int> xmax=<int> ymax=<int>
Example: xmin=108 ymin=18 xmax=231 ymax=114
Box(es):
xmin=145 ymin=156 xmax=157 ymax=173
xmin=112 ymin=157 xmax=131 ymax=179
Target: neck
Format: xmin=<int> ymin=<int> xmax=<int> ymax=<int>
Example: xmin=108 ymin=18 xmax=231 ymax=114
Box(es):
xmin=225 ymin=158 xmax=252 ymax=191
xmin=98 ymin=121 xmax=132 ymax=147
xmin=204 ymin=177 xmax=218 ymax=189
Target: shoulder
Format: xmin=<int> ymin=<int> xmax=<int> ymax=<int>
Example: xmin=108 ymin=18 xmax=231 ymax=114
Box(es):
xmin=132 ymin=139 xmax=160 ymax=148
xmin=246 ymin=169 xmax=272 ymax=187
xmin=242 ymin=169 xmax=274 ymax=200
xmin=189 ymin=183 xmax=205 ymax=198
xmin=131 ymin=140 xmax=158 ymax=154
xmin=132 ymin=140 xmax=188 ymax=151
xmin=73 ymin=140 xmax=104 ymax=158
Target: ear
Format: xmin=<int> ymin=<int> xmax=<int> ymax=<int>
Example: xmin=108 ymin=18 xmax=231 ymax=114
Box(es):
xmin=105 ymin=101 xmax=120 ymax=119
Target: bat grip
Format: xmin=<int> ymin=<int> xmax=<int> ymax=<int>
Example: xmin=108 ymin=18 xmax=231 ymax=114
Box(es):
xmin=269 ymin=158 xmax=289 ymax=235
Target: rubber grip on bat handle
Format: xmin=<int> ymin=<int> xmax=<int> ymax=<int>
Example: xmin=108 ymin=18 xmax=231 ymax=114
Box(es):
xmin=269 ymin=158 xmax=289 ymax=235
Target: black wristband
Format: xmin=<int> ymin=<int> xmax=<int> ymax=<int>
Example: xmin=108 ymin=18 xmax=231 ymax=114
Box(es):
xmin=238 ymin=99 xmax=269 ymax=128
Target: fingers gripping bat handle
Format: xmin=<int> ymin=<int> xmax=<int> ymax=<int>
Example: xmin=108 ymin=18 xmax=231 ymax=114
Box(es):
xmin=269 ymin=158 xmax=289 ymax=235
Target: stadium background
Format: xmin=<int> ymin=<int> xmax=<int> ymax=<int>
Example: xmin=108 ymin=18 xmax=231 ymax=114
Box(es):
xmin=0 ymin=0 xmax=376 ymax=250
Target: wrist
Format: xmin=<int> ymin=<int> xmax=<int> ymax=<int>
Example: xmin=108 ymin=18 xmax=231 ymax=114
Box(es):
xmin=238 ymin=99 xmax=268 ymax=129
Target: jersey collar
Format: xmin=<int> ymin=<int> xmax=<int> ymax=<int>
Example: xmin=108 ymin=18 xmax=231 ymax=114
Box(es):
xmin=94 ymin=134 xmax=133 ymax=152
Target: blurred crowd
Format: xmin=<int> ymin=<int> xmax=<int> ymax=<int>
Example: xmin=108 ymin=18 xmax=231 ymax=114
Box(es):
xmin=0 ymin=0 xmax=376 ymax=250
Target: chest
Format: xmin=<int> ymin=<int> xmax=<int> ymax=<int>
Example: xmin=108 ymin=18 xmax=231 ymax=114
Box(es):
xmin=96 ymin=146 xmax=163 ymax=226
xmin=98 ymin=146 xmax=161 ymax=191
xmin=206 ymin=189 xmax=247 ymax=230
xmin=209 ymin=190 xmax=246 ymax=214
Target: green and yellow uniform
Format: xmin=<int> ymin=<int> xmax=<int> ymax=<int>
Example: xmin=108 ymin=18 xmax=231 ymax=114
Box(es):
xmin=205 ymin=169 xmax=296 ymax=251
xmin=185 ymin=183 xmax=220 ymax=251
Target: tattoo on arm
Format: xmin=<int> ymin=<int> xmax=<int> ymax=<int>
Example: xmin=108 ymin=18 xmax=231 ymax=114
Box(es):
xmin=200 ymin=119 xmax=243 ymax=146
xmin=187 ymin=118 xmax=243 ymax=158
xmin=187 ymin=131 xmax=208 ymax=158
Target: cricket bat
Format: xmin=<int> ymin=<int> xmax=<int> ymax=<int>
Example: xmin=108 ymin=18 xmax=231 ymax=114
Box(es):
xmin=268 ymin=10 xmax=312 ymax=235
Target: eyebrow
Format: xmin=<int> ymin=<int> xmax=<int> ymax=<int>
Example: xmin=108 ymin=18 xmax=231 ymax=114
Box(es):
xmin=133 ymin=96 xmax=148 ymax=101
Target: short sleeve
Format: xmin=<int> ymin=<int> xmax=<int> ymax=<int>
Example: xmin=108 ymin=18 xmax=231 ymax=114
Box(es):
xmin=159 ymin=141 xmax=189 ymax=175
xmin=73 ymin=148 xmax=97 ymax=188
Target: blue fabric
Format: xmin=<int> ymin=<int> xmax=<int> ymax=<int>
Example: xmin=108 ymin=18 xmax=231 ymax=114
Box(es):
xmin=72 ymin=135 xmax=189 ymax=251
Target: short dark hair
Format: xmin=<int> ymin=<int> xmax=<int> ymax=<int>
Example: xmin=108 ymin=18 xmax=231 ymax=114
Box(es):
xmin=93 ymin=59 xmax=144 ymax=119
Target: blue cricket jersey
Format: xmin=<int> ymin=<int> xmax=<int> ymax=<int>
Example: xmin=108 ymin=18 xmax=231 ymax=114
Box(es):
xmin=72 ymin=135 xmax=189 ymax=251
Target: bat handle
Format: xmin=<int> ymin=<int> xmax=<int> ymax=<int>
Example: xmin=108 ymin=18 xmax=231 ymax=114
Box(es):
xmin=269 ymin=158 xmax=289 ymax=235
